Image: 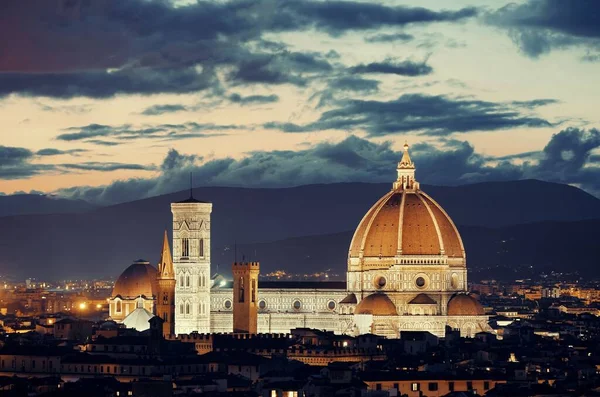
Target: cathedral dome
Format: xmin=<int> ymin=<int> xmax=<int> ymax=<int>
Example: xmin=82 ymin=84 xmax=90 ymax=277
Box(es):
xmin=447 ymin=294 xmax=484 ymax=316
xmin=355 ymin=293 xmax=397 ymax=316
xmin=348 ymin=143 xmax=465 ymax=271
xmin=112 ymin=260 xmax=157 ymax=299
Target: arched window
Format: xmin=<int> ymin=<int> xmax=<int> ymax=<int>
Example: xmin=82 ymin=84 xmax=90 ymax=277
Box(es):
xmin=186 ymin=275 xmax=190 ymax=287
xmin=239 ymin=277 xmax=245 ymax=303
xmin=185 ymin=303 xmax=190 ymax=315
xmin=251 ymin=279 xmax=256 ymax=303
xmin=199 ymin=238 xmax=204 ymax=257
xmin=180 ymin=275 xmax=184 ymax=287
xmin=179 ymin=303 xmax=184 ymax=314
xmin=116 ymin=300 xmax=122 ymax=313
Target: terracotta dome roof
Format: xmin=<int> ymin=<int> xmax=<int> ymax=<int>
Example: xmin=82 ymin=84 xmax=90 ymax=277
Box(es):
xmin=447 ymin=294 xmax=485 ymax=316
xmin=355 ymin=293 xmax=397 ymax=316
xmin=348 ymin=144 xmax=464 ymax=270
xmin=112 ymin=260 xmax=157 ymax=299
xmin=409 ymin=293 xmax=437 ymax=305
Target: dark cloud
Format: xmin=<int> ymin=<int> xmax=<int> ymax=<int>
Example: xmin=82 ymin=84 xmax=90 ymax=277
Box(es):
xmin=312 ymin=75 xmax=380 ymax=108
xmin=228 ymin=93 xmax=279 ymax=105
xmin=141 ymin=104 xmax=188 ymax=116
xmin=61 ymin=162 xmax=155 ymax=172
xmin=229 ymin=51 xmax=332 ymax=86
xmin=350 ymin=59 xmax=432 ymax=76
xmin=365 ymin=32 xmax=415 ymax=43
xmin=264 ymin=94 xmax=554 ymax=136
xmin=0 ymin=0 xmax=477 ymax=97
xmin=511 ymin=99 xmax=560 ymax=108
xmin=487 ymin=0 xmax=600 ymax=58
xmin=278 ymin=2 xmax=477 ymax=35
xmin=57 ymin=122 xmax=238 ymax=144
xmin=0 ymin=146 xmax=54 ymax=179
xmin=327 ymin=76 xmax=380 ymax=93
xmin=1 ymin=145 xmax=154 ymax=180
xmin=0 ymin=67 xmax=219 ymax=99
xmin=36 ymin=148 xmax=88 ymax=156
xmin=53 ymin=127 xmax=600 ymax=205
xmin=1 ymin=146 xmax=33 ymax=166
xmin=86 ymin=140 xmax=123 ymax=147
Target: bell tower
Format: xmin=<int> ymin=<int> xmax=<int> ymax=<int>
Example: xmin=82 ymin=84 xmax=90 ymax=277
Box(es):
xmin=232 ymin=262 xmax=259 ymax=334
xmin=156 ymin=230 xmax=175 ymax=337
xmin=172 ymin=190 xmax=212 ymax=335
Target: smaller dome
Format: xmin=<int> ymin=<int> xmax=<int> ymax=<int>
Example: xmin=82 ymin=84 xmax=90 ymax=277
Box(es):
xmin=409 ymin=293 xmax=436 ymax=305
xmin=100 ymin=320 xmax=119 ymax=330
xmin=122 ymin=307 xmax=155 ymax=331
xmin=447 ymin=294 xmax=484 ymax=316
xmin=355 ymin=293 xmax=397 ymax=316
xmin=112 ymin=260 xmax=157 ymax=299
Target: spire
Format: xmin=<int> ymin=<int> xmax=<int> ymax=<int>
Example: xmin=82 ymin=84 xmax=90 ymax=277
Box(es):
xmin=393 ymin=141 xmax=419 ymax=191
xmin=158 ymin=230 xmax=174 ymax=279
xmin=398 ymin=141 xmax=414 ymax=169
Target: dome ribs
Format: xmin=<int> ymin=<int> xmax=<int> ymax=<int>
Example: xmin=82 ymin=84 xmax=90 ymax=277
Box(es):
xmin=363 ymin=192 xmax=402 ymax=258
xmin=401 ymin=193 xmax=440 ymax=255
xmin=421 ymin=192 xmax=465 ymax=259
xmin=349 ymin=191 xmax=392 ymax=258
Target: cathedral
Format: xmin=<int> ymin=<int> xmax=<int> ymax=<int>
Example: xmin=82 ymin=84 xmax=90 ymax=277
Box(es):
xmin=108 ymin=144 xmax=489 ymax=338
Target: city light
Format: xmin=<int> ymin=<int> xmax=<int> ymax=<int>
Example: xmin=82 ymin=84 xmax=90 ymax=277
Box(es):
xmin=78 ymin=302 xmax=86 ymax=310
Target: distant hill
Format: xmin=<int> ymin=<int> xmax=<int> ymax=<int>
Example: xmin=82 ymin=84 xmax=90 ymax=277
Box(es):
xmin=0 ymin=194 xmax=96 ymax=217
xmin=0 ymin=179 xmax=599 ymax=279
xmin=229 ymin=219 xmax=600 ymax=279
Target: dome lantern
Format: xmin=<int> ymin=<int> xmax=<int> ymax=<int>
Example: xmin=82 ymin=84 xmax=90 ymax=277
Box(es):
xmin=393 ymin=142 xmax=419 ymax=191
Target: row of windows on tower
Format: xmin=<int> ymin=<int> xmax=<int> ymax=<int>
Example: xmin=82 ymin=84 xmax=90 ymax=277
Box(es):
xmin=180 ymin=238 xmax=204 ymax=258
xmin=179 ymin=274 xmax=208 ymax=288
xmin=179 ymin=302 xmax=207 ymax=315
xmin=238 ymin=278 xmax=256 ymax=303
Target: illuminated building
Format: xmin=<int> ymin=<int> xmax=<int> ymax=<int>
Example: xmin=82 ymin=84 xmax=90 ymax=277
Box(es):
xmin=108 ymin=144 xmax=489 ymax=337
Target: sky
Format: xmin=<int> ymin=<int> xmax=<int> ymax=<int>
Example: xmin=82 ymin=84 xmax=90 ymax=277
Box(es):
xmin=1 ymin=0 xmax=600 ymax=204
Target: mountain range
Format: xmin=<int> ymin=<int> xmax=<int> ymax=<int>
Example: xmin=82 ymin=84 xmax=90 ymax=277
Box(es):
xmin=0 ymin=179 xmax=599 ymax=280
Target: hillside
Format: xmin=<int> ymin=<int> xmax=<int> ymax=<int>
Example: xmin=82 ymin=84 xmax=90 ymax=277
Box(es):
xmin=0 ymin=194 xmax=97 ymax=217
xmin=0 ymin=179 xmax=599 ymax=279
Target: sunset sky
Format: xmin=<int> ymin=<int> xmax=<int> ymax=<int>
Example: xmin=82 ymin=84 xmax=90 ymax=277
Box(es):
xmin=1 ymin=0 xmax=599 ymax=204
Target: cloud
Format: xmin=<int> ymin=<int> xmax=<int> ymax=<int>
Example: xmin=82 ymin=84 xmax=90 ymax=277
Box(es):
xmin=228 ymin=93 xmax=279 ymax=105
xmin=86 ymin=140 xmax=123 ymax=147
xmin=311 ymin=75 xmax=380 ymax=108
xmin=52 ymin=127 xmax=600 ymax=204
xmin=56 ymin=122 xmax=239 ymax=144
xmin=0 ymin=0 xmax=477 ymax=98
xmin=264 ymin=93 xmax=554 ymax=136
xmin=0 ymin=67 xmax=220 ymax=99
xmin=141 ymin=104 xmax=188 ymax=116
xmin=228 ymin=51 xmax=333 ymax=86
xmin=279 ymin=2 xmax=477 ymax=35
xmin=350 ymin=59 xmax=432 ymax=76
xmin=365 ymin=32 xmax=415 ymax=43
xmin=36 ymin=148 xmax=88 ymax=156
xmin=0 ymin=144 xmax=158 ymax=180
xmin=47 ymin=126 xmax=600 ymax=203
xmin=61 ymin=162 xmax=155 ymax=172
xmin=487 ymin=0 xmax=600 ymax=59
xmin=0 ymin=146 xmax=53 ymax=179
